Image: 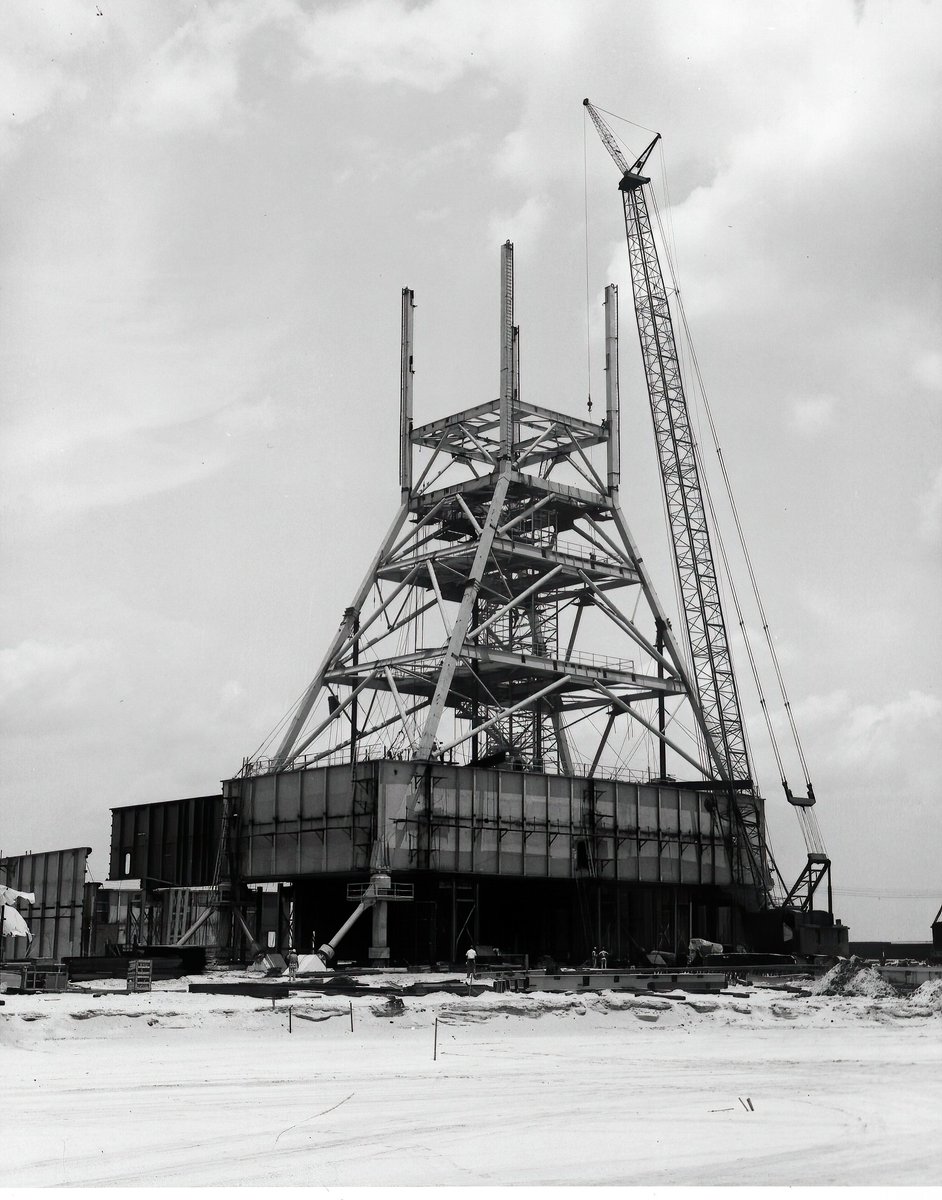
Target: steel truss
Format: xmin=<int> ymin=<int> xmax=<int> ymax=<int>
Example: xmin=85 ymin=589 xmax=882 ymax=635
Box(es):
xmin=583 ymin=100 xmax=774 ymax=904
xmin=246 ymin=243 xmax=765 ymax=900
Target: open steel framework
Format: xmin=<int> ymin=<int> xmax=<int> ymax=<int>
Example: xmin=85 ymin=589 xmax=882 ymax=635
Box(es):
xmin=239 ymin=244 xmax=768 ymax=905
xmin=583 ymin=101 xmax=771 ymax=896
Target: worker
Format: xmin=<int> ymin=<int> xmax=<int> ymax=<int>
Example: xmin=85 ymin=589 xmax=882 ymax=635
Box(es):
xmin=591 ymin=946 xmax=598 ymax=968
xmin=286 ymin=947 xmax=299 ymax=980
xmin=465 ymin=946 xmax=477 ymax=983
xmin=599 ymin=946 xmax=609 ymax=968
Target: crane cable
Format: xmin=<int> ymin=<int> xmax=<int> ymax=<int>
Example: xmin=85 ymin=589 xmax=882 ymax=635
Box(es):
xmin=585 ymin=105 xmax=818 ymax=871
xmin=673 ymin=285 xmax=814 ymax=789
xmin=645 ymin=185 xmax=824 ymax=865
xmin=646 ymin=183 xmax=820 ymax=804
xmin=582 ymin=109 xmax=593 ymax=414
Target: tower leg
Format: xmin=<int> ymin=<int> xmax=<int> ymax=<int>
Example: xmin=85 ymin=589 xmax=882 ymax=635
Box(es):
xmin=370 ymin=900 xmax=390 ymax=965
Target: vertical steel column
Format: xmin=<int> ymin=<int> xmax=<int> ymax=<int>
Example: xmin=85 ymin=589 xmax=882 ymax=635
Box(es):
xmin=413 ymin=473 xmax=512 ymax=760
xmin=400 ymin=287 xmax=414 ymax=498
xmin=499 ymin=240 xmax=514 ymax=460
xmin=605 ymin=284 xmax=620 ymax=492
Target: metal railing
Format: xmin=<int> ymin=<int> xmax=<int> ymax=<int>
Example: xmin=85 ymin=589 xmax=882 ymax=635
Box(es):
xmin=346 ymin=881 xmax=415 ymax=902
xmin=567 ymin=761 xmax=651 ymax=784
xmin=243 ymin=744 xmax=669 ymax=787
xmin=566 ymin=650 xmax=635 ymax=674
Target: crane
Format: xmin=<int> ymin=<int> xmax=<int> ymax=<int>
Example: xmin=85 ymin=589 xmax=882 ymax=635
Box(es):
xmin=584 ymin=98 xmax=833 ymax=918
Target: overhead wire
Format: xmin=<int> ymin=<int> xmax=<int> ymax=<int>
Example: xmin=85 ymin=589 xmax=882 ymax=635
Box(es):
xmin=644 ymin=158 xmax=822 ymax=852
xmin=583 ymin=107 xmax=593 ymax=414
xmin=668 ymin=256 xmax=815 ymax=792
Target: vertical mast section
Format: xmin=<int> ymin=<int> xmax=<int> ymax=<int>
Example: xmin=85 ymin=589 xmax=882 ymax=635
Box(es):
xmin=620 ymin=169 xmax=750 ymax=787
xmin=604 ymin=284 xmax=620 ymax=492
xmin=584 ymin=99 xmax=770 ymax=901
xmin=400 ymin=288 xmax=414 ymax=496
xmin=499 ymin=240 xmax=515 ymax=462
xmin=583 ymin=100 xmax=749 ymax=788
xmin=413 ymin=244 xmax=517 ymax=760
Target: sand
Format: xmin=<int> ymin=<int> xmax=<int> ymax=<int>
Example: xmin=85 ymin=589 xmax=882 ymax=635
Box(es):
xmin=2 ymin=973 xmax=940 ymax=1187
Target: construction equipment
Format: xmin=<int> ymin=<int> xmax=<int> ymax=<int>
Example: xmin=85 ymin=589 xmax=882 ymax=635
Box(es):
xmin=583 ymin=98 xmax=834 ymax=923
xmin=215 ymin=111 xmax=853 ymax=962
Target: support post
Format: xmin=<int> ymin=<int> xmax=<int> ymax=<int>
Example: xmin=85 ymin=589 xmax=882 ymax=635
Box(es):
xmin=605 ymin=284 xmax=620 ymax=492
xmin=413 ymin=472 xmax=511 ymax=760
xmin=656 ymin=621 xmax=668 ymax=780
xmin=499 ymin=241 xmax=514 ymax=461
xmin=400 ymin=288 xmax=414 ymax=497
xmin=370 ymin=899 xmax=389 ymax=965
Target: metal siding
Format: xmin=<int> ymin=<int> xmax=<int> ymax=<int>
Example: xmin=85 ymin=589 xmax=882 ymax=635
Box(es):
xmin=231 ymin=763 xmax=728 ymax=896
xmin=0 ymin=847 xmax=90 ymax=960
xmin=109 ymin=796 xmax=223 ymax=886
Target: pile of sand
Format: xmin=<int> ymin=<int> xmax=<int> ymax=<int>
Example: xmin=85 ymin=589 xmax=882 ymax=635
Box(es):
xmin=910 ymin=978 xmax=942 ymax=1011
xmin=812 ymin=955 xmax=865 ymax=995
xmin=812 ymin=956 xmax=897 ymax=999
xmin=843 ymin=966 xmax=897 ymax=998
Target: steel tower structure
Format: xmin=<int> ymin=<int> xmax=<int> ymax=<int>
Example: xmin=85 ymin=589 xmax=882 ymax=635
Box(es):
xmin=242 ymin=242 xmax=769 ymax=905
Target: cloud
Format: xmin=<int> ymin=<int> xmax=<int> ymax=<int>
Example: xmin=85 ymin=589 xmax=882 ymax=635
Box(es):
xmin=912 ymin=350 xmax=942 ymax=393
xmin=124 ymin=48 xmax=240 ymax=135
xmin=487 ymin=195 xmax=551 ymax=250
xmin=917 ymin=466 xmax=942 ymax=546
xmin=789 ymin=394 xmax=837 ymax=437
xmin=4 ymin=394 xmax=279 ymax=516
xmin=119 ymin=0 xmax=298 ymax=133
xmin=0 ymin=637 xmax=113 ymax=732
xmin=0 ymin=0 xmax=100 ymax=161
xmin=293 ymin=0 xmax=576 ymax=92
xmin=794 ymin=687 xmax=942 ymax=773
xmin=116 ymin=0 xmax=578 ymax=135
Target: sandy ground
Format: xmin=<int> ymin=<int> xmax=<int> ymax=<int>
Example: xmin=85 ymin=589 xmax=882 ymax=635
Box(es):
xmin=2 ymin=973 xmax=940 ymax=1188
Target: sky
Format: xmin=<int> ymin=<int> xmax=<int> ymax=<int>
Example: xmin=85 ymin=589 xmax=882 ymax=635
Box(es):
xmin=1 ymin=0 xmax=940 ymax=941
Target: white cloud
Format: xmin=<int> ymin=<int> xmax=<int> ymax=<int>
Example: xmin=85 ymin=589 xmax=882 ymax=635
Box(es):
xmin=119 ymin=0 xmax=297 ymax=133
xmin=116 ymin=0 xmax=578 ymax=135
xmin=3 ymin=394 xmax=280 ymax=516
xmin=0 ymin=0 xmax=100 ymax=161
xmin=0 ymin=637 xmax=113 ymax=731
xmin=789 ymin=394 xmax=837 ymax=437
xmin=487 ymin=195 xmax=550 ymax=251
xmin=293 ymin=0 xmax=576 ymax=92
xmin=912 ymin=350 xmax=942 ymax=393
xmin=917 ymin=466 xmax=942 ymax=546
xmin=795 ymin=687 xmax=942 ymax=772
xmin=124 ymin=50 xmax=240 ymax=135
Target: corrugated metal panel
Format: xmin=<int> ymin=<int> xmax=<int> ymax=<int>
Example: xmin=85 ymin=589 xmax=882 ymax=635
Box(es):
xmin=234 ymin=761 xmax=730 ymax=886
xmin=109 ymin=795 xmax=223 ymax=886
xmin=237 ymin=764 xmax=373 ymax=879
xmin=0 ymin=847 xmax=90 ymax=960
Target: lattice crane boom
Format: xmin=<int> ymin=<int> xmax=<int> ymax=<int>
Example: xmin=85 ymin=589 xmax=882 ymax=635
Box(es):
xmin=585 ymin=98 xmax=771 ymax=901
